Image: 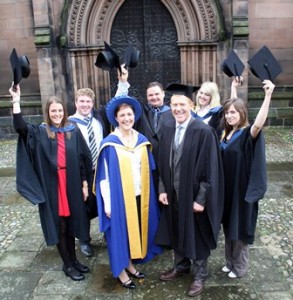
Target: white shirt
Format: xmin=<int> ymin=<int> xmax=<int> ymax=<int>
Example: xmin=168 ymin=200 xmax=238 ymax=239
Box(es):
xmin=71 ymin=112 xmax=103 ymax=149
xmin=100 ymin=129 xmax=142 ymax=214
xmin=175 ymin=115 xmax=192 ymax=146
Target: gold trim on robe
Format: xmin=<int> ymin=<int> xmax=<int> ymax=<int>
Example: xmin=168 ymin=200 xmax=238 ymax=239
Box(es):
xmin=94 ymin=141 xmax=151 ymax=259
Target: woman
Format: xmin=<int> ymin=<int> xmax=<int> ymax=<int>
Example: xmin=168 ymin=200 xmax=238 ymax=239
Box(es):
xmin=9 ymin=84 xmax=92 ymax=281
xmin=193 ymin=81 xmax=222 ymax=138
xmin=220 ymin=78 xmax=275 ymax=278
xmin=95 ymin=95 xmax=162 ymax=289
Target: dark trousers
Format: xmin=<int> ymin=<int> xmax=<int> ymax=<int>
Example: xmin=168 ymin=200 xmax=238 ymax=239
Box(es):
xmin=80 ymin=172 xmax=97 ymax=244
xmin=174 ymin=251 xmax=208 ymax=281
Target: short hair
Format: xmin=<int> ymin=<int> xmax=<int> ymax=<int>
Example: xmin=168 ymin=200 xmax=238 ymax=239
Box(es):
xmin=114 ymin=103 xmax=135 ymax=117
xmin=146 ymin=81 xmax=164 ymax=91
xmin=75 ymin=88 xmax=95 ymax=102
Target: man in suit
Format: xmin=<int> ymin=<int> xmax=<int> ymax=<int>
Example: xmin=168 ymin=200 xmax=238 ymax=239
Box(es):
xmin=155 ymin=83 xmax=224 ymax=297
xmin=68 ymin=69 xmax=129 ymax=257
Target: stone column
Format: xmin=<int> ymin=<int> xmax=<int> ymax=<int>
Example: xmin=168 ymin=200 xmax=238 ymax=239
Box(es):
xmin=231 ymin=0 xmax=249 ymax=101
xmin=31 ymin=0 xmax=56 ymax=110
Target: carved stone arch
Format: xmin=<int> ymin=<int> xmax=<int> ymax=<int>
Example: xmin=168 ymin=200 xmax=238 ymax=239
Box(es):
xmin=65 ymin=0 xmax=224 ymax=104
xmin=67 ymin=0 xmax=127 ymax=46
xmin=67 ymin=0 xmax=222 ymax=46
xmin=161 ymin=0 xmax=220 ymax=41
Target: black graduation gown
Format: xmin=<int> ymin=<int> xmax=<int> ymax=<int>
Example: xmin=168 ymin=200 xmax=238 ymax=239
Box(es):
xmin=221 ymin=126 xmax=267 ymax=244
xmin=156 ymin=118 xmax=224 ymax=260
xmin=134 ymin=102 xmax=173 ymax=163
xmin=207 ymin=108 xmax=223 ymax=140
xmin=14 ymin=113 xmax=92 ymax=246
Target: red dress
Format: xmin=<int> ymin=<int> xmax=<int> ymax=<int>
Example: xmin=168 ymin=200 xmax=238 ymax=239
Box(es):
xmin=57 ymin=132 xmax=70 ymax=216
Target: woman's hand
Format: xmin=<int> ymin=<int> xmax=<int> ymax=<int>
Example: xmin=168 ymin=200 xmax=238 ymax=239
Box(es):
xmin=262 ymin=80 xmax=275 ymax=96
xmin=230 ymin=76 xmax=243 ymax=98
xmin=9 ymin=83 xmax=21 ymax=101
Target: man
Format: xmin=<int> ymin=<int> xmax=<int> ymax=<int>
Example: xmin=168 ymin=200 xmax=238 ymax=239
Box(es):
xmin=68 ymin=68 xmax=129 ymax=257
xmin=134 ymin=81 xmax=172 ymax=164
xmin=155 ymin=83 xmax=224 ymax=297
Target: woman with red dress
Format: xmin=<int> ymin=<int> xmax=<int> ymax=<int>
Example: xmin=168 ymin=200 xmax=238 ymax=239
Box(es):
xmin=9 ymin=84 xmax=92 ymax=281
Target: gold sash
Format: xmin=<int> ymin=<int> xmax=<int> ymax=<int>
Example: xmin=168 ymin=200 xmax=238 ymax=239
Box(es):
xmin=115 ymin=142 xmax=150 ymax=259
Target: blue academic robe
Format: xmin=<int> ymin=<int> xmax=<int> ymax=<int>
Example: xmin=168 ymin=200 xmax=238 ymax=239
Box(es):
xmin=95 ymin=133 xmax=162 ymax=277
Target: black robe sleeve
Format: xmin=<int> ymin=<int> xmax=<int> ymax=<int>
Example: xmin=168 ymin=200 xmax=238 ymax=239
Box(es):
xmin=13 ymin=113 xmax=45 ymax=205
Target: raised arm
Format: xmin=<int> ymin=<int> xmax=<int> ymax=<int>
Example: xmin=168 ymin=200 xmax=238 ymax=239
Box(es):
xmin=9 ymin=83 xmax=21 ymax=114
xmin=9 ymin=84 xmax=28 ymax=138
xmin=230 ymin=76 xmax=243 ymax=99
xmin=250 ymin=80 xmax=275 ymax=139
xmin=115 ymin=64 xmax=130 ymax=97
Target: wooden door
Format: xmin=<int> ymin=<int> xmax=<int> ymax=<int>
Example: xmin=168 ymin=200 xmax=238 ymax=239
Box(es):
xmin=109 ymin=0 xmax=180 ymax=102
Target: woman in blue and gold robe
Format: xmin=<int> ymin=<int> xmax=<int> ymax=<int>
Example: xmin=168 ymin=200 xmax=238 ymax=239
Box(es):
xmin=94 ymin=95 xmax=162 ymax=289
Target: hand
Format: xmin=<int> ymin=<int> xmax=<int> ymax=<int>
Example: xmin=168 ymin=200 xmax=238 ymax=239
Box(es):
xmin=262 ymin=80 xmax=275 ymax=96
xmin=232 ymin=76 xmax=243 ymax=88
xmin=82 ymin=186 xmax=89 ymax=201
xmin=159 ymin=193 xmax=169 ymax=205
xmin=105 ymin=211 xmax=111 ymax=218
xmin=9 ymin=83 xmax=21 ymax=100
xmin=193 ymin=202 xmax=204 ymax=213
xmin=118 ymin=64 xmax=128 ymax=82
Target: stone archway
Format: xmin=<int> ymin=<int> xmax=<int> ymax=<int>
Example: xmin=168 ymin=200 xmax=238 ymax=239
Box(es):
xmin=65 ymin=0 xmax=225 ymax=105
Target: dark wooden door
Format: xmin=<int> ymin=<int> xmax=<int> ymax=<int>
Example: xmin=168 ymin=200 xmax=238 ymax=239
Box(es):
xmin=109 ymin=0 xmax=180 ymax=102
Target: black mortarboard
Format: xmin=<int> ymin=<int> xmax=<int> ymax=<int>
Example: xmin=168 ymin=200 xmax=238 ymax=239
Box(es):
xmin=95 ymin=41 xmax=121 ymax=74
xmin=122 ymin=44 xmax=140 ymax=68
xmin=10 ymin=48 xmax=30 ymax=89
xmin=165 ymin=83 xmax=199 ymax=99
xmin=248 ymin=46 xmax=282 ymax=82
xmin=221 ymin=49 xmax=245 ymax=77
xmin=95 ymin=42 xmax=140 ymax=75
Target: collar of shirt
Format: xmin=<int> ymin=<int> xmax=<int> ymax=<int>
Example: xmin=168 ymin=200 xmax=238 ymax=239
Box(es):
xmin=148 ymin=104 xmax=167 ymax=113
xmin=176 ymin=115 xmax=192 ymax=130
xmin=73 ymin=112 xmax=92 ymax=120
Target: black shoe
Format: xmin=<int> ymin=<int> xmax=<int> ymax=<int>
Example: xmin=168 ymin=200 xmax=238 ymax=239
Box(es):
xmin=62 ymin=265 xmax=85 ymax=281
xmin=118 ymin=278 xmax=136 ymax=289
xmin=126 ymin=269 xmax=145 ymax=279
xmin=72 ymin=260 xmax=90 ymax=273
xmin=80 ymin=243 xmax=93 ymax=257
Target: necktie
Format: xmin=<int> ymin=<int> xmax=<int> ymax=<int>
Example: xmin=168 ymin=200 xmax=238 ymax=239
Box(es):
xmin=85 ymin=117 xmax=98 ymax=165
xmin=153 ymin=108 xmax=159 ymax=132
xmin=174 ymin=125 xmax=183 ymax=148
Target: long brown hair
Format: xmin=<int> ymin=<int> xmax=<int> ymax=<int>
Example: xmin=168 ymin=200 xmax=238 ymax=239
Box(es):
xmin=221 ymin=98 xmax=249 ymax=139
xmin=44 ymin=96 xmax=70 ymax=139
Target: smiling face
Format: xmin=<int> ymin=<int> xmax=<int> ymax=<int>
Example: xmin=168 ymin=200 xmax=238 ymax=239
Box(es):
xmin=49 ymin=102 xmax=64 ymax=127
xmin=75 ymin=95 xmax=94 ymax=117
xmin=197 ymin=89 xmax=212 ymax=108
xmin=146 ymin=85 xmax=165 ymax=108
xmin=115 ymin=104 xmax=135 ymax=132
xmin=170 ymin=94 xmax=193 ymax=124
xmin=224 ymin=104 xmax=241 ymax=128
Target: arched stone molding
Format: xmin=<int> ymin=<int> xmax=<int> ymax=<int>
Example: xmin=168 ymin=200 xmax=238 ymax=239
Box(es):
xmin=65 ymin=0 xmax=225 ymax=104
xmin=67 ymin=0 xmax=222 ymax=46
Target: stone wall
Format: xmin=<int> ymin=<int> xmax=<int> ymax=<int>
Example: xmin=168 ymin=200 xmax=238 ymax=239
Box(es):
xmin=0 ymin=0 xmax=292 ymax=139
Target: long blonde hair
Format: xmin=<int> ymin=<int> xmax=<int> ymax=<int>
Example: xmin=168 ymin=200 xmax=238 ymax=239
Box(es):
xmin=194 ymin=81 xmax=220 ymax=112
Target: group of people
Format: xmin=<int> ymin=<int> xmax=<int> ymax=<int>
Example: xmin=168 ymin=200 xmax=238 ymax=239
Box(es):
xmin=9 ymin=63 xmax=275 ymax=297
